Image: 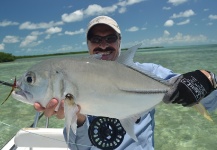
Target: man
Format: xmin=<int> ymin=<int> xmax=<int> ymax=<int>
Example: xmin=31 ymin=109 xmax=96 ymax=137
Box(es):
xmin=34 ymin=16 xmax=217 ymax=150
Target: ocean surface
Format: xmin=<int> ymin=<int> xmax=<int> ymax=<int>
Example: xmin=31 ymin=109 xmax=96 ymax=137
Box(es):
xmin=0 ymin=44 xmax=217 ymax=149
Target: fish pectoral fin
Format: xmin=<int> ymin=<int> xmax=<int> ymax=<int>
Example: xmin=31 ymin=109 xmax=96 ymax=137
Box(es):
xmin=119 ymin=115 xmax=141 ymax=142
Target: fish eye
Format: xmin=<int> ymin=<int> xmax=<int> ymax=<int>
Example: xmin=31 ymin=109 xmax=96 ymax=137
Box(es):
xmin=26 ymin=76 xmax=33 ymax=83
xmin=25 ymin=71 xmax=36 ymax=84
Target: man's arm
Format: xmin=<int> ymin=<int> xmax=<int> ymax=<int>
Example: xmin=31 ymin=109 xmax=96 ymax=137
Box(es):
xmin=163 ymin=70 xmax=217 ymax=107
xmin=135 ymin=62 xmax=217 ymax=108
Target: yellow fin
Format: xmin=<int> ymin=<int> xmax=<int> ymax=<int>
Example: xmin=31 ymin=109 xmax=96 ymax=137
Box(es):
xmin=193 ymin=103 xmax=213 ymax=122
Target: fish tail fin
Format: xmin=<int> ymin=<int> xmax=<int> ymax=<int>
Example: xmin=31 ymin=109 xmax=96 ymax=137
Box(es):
xmin=193 ymin=103 xmax=213 ymax=122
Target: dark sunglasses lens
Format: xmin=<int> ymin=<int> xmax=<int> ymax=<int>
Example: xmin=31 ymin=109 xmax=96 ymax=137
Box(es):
xmin=105 ymin=35 xmax=118 ymax=43
xmin=90 ymin=36 xmax=102 ymax=44
xmin=90 ymin=35 xmax=118 ymax=44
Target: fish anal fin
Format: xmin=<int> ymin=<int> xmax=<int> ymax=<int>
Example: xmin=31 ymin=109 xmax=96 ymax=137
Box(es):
xmin=119 ymin=115 xmax=141 ymax=142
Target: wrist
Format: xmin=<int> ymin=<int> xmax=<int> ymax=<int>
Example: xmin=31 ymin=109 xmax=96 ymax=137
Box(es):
xmin=201 ymin=70 xmax=217 ymax=89
xmin=77 ymin=114 xmax=86 ymax=128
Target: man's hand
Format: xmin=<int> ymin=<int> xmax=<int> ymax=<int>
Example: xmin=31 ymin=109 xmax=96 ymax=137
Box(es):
xmin=163 ymin=70 xmax=216 ymax=107
xmin=34 ymin=99 xmax=86 ymax=126
xmin=34 ymin=99 xmax=65 ymax=119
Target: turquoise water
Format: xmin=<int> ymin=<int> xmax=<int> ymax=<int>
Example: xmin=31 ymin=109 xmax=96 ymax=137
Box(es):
xmin=0 ymin=44 xmax=217 ymax=149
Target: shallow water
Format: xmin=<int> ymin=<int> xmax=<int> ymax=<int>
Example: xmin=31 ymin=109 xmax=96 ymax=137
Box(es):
xmin=135 ymin=44 xmax=217 ymax=150
xmin=0 ymin=44 xmax=217 ymax=149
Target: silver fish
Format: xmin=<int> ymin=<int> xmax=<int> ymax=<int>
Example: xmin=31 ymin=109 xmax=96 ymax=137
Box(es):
xmin=12 ymin=44 xmax=169 ymax=143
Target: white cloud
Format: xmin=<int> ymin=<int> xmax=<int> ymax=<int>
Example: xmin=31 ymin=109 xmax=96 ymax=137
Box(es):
xmin=164 ymin=20 xmax=174 ymax=27
xmin=177 ymin=19 xmax=190 ymax=25
xmin=207 ymin=22 xmax=213 ymax=26
xmin=209 ymin=14 xmax=217 ymax=20
xmin=168 ymin=0 xmax=188 ymax=6
xmin=20 ymin=33 xmax=43 ymax=48
xmin=61 ymin=1 xmax=145 ymax=23
xmin=204 ymin=8 xmax=209 ymax=12
xmin=170 ymin=9 xmax=195 ymax=18
xmin=19 ymin=21 xmax=64 ymax=30
xmin=126 ymin=0 xmax=145 ymax=5
xmin=119 ymin=7 xmax=127 ymax=13
xmin=45 ymin=27 xmax=62 ymax=34
xmin=62 ymin=10 xmax=84 ymax=23
xmin=61 ymin=4 xmax=118 ymax=23
xmin=164 ymin=30 xmax=170 ymax=36
xmin=141 ymin=32 xmax=207 ymax=46
xmin=20 ymin=35 xmax=37 ymax=47
xmin=31 ymin=31 xmax=44 ymax=36
xmin=162 ymin=7 xmax=171 ymax=10
xmin=45 ymin=34 xmax=51 ymax=40
xmin=118 ymin=0 xmax=145 ymax=6
xmin=56 ymin=45 xmax=74 ymax=52
xmin=0 ymin=20 xmax=19 ymax=27
xmin=117 ymin=0 xmax=144 ymax=13
xmin=126 ymin=26 xmax=139 ymax=32
xmin=84 ymin=4 xmax=117 ymax=16
xmin=141 ymin=27 xmax=147 ymax=30
xmin=65 ymin=28 xmax=85 ymax=35
xmin=0 ymin=43 xmax=5 ymax=50
xmin=3 ymin=35 xmax=20 ymax=43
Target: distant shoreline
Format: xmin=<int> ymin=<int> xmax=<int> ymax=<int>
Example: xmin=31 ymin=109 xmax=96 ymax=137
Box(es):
xmin=17 ymin=46 xmax=164 ymax=59
xmin=0 ymin=46 xmax=164 ymax=63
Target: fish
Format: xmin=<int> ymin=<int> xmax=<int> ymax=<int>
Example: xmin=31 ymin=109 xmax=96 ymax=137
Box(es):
xmin=5 ymin=44 xmax=212 ymax=147
xmin=9 ymin=44 xmax=170 ymax=143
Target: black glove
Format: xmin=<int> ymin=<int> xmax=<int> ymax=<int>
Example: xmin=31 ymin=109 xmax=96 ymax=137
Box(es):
xmin=163 ymin=70 xmax=216 ymax=107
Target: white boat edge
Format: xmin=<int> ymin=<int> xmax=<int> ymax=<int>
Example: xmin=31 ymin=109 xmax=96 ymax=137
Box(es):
xmin=2 ymin=128 xmax=68 ymax=150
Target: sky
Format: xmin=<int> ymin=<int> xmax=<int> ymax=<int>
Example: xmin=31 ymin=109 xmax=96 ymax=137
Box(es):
xmin=0 ymin=0 xmax=217 ymax=56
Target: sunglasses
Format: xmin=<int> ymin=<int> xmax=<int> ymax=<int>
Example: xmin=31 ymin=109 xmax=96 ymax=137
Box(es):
xmin=89 ymin=34 xmax=118 ymax=44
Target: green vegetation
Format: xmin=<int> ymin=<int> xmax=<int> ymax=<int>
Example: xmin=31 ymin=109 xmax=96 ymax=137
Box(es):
xmin=15 ymin=46 xmax=164 ymax=59
xmin=121 ymin=46 xmax=164 ymax=51
xmin=1 ymin=46 xmax=164 ymax=63
xmin=15 ymin=51 xmax=88 ymax=59
xmin=0 ymin=52 xmax=16 ymax=62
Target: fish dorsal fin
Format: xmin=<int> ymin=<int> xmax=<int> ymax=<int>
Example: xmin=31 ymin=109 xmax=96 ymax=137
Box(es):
xmin=117 ymin=43 xmax=170 ymax=86
xmin=116 ymin=43 xmax=142 ymax=65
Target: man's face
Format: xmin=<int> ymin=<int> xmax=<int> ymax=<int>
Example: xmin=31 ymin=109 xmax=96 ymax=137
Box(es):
xmin=87 ymin=24 xmax=121 ymax=61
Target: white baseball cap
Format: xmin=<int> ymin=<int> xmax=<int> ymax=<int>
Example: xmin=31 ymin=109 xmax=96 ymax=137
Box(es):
xmin=87 ymin=16 xmax=121 ymax=37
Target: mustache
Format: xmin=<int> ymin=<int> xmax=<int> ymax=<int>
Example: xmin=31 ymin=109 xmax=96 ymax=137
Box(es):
xmin=93 ymin=47 xmax=115 ymax=52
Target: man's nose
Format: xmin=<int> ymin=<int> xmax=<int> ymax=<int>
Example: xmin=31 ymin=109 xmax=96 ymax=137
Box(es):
xmin=98 ymin=39 xmax=109 ymax=49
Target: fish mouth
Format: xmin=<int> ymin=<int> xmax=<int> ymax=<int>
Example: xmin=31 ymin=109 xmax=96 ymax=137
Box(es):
xmin=12 ymin=88 xmax=33 ymax=105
